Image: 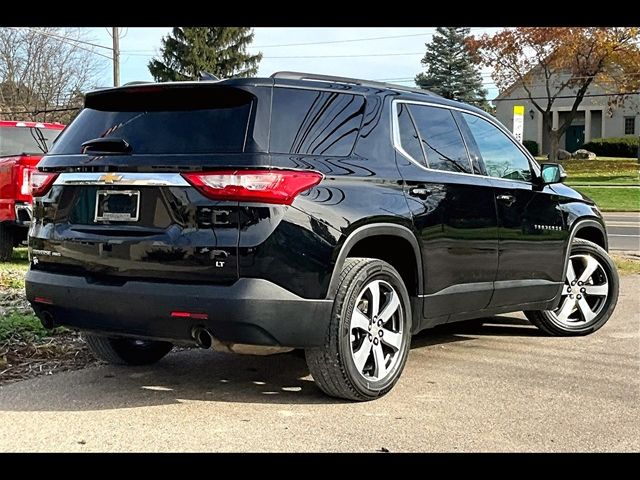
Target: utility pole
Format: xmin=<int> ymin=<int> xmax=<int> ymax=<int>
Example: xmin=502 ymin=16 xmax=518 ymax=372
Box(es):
xmin=112 ymin=27 xmax=120 ymax=87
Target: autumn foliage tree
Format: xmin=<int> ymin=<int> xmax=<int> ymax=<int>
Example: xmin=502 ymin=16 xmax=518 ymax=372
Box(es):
xmin=469 ymin=28 xmax=640 ymax=160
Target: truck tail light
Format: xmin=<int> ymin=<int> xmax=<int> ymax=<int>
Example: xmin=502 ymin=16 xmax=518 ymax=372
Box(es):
xmin=30 ymin=171 xmax=59 ymax=197
xmin=181 ymin=169 xmax=323 ymax=205
xmin=20 ymin=167 xmax=31 ymax=196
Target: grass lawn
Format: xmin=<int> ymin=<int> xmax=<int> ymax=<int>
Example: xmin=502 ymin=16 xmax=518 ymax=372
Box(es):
xmin=0 ymin=312 xmax=50 ymax=342
xmin=532 ymin=156 xmax=639 ymax=212
xmin=535 ymin=156 xmax=639 ymax=185
xmin=0 ymin=248 xmax=28 ymax=290
xmin=613 ymin=255 xmax=640 ymax=275
xmin=573 ymin=187 xmax=640 ymax=212
xmin=1 ymin=248 xmax=44 ymax=343
xmin=1 ymin=249 xmax=95 ymax=383
xmin=561 ymin=157 xmax=639 ymax=185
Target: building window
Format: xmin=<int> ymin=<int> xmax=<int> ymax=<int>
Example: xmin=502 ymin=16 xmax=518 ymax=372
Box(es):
xmin=625 ymin=117 xmax=636 ymax=135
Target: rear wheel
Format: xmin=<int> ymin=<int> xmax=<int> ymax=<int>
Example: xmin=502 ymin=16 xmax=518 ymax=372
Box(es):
xmin=306 ymin=258 xmax=412 ymax=401
xmin=83 ymin=333 xmax=173 ymax=365
xmin=525 ymin=238 xmax=619 ymax=336
xmin=0 ymin=223 xmax=14 ymax=262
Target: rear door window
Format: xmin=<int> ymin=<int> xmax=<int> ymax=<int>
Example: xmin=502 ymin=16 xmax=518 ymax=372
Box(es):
xmin=408 ymin=104 xmax=472 ymax=174
xmin=270 ymin=87 xmax=365 ymax=156
xmin=50 ymin=87 xmax=254 ymax=155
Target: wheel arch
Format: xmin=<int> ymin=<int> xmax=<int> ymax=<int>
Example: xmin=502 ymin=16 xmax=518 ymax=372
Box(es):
xmin=572 ymin=221 xmax=607 ymax=251
xmin=563 ymin=218 xmax=608 ymax=280
xmin=326 ymin=223 xmax=423 ymax=299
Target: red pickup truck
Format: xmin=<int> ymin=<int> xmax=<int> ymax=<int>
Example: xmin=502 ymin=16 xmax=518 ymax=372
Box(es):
xmin=0 ymin=120 xmax=64 ymax=261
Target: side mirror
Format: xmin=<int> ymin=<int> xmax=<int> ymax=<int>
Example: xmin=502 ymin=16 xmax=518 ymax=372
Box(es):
xmin=539 ymin=163 xmax=567 ymax=185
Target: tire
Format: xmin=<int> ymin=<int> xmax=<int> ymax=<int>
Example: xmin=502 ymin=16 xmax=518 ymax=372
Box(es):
xmin=306 ymin=258 xmax=412 ymax=401
xmin=0 ymin=223 xmax=14 ymax=262
xmin=83 ymin=333 xmax=173 ymax=365
xmin=525 ymin=238 xmax=619 ymax=336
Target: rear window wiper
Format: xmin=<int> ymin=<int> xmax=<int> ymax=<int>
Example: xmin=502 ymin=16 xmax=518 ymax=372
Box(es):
xmin=81 ymin=137 xmax=132 ymax=155
xmin=29 ymin=127 xmax=48 ymax=154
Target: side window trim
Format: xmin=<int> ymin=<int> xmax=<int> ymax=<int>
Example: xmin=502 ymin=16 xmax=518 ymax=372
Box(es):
xmin=405 ymin=106 xmax=430 ymax=168
xmin=452 ymin=110 xmax=485 ymax=176
xmin=390 ymin=98 xmax=541 ymax=181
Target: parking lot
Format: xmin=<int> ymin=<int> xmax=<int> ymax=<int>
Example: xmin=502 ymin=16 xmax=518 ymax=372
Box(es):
xmin=0 ymin=274 xmax=637 ymax=452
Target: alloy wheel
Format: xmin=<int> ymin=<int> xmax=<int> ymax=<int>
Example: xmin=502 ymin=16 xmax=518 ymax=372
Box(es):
xmin=551 ymin=253 xmax=609 ymax=328
xmin=349 ymin=279 xmax=405 ymax=382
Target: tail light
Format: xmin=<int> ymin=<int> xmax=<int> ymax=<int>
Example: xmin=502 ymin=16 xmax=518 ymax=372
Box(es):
xmin=30 ymin=171 xmax=59 ymax=197
xmin=20 ymin=167 xmax=31 ymax=196
xmin=181 ymin=169 xmax=323 ymax=205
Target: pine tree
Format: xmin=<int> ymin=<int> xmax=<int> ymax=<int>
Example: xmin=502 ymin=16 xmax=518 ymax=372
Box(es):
xmin=148 ymin=27 xmax=262 ymax=82
xmin=415 ymin=27 xmax=489 ymax=111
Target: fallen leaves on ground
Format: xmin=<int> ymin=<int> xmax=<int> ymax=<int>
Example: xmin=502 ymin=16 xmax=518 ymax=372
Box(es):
xmin=0 ymin=331 xmax=100 ymax=386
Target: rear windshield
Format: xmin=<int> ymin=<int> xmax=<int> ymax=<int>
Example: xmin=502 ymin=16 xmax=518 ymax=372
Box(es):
xmin=50 ymin=87 xmax=254 ymax=155
xmin=0 ymin=126 xmax=61 ymax=157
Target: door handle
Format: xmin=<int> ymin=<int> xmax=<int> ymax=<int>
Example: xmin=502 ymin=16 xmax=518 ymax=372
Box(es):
xmin=409 ymin=187 xmax=431 ymax=198
xmin=496 ymin=194 xmax=516 ymax=206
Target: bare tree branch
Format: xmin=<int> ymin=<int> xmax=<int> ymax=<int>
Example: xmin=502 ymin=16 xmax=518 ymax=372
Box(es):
xmin=0 ymin=27 xmax=105 ymax=123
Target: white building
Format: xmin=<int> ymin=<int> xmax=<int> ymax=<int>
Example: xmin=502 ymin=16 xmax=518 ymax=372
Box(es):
xmin=494 ymin=71 xmax=639 ymax=154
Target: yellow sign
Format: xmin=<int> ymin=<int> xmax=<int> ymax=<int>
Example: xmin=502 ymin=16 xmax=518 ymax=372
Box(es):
xmin=512 ymin=105 xmax=525 ymax=142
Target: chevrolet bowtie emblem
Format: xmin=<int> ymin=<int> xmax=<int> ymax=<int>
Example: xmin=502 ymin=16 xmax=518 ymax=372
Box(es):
xmin=99 ymin=173 xmax=123 ymax=184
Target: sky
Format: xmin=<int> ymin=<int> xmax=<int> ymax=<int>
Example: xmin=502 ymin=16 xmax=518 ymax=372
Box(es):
xmin=87 ymin=27 xmax=501 ymax=99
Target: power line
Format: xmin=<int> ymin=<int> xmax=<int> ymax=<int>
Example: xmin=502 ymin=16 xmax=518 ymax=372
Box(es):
xmin=262 ymin=52 xmax=424 ymax=59
xmin=18 ymin=27 xmax=113 ymax=51
xmin=0 ymin=106 xmax=80 ymax=116
xmin=492 ymin=91 xmax=640 ymax=101
xmin=121 ymin=28 xmax=493 ymax=53
xmin=250 ymin=31 xmax=435 ymax=48
xmin=249 ymin=28 xmax=490 ymax=49
xmin=120 ymin=31 xmax=436 ymax=52
xmin=121 ymin=51 xmax=426 ymax=59
xmin=10 ymin=27 xmax=113 ymax=60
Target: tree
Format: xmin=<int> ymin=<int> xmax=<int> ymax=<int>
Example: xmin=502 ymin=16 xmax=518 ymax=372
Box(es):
xmin=0 ymin=28 xmax=103 ymax=123
xmin=148 ymin=27 xmax=262 ymax=82
xmin=415 ymin=27 xmax=489 ymax=111
xmin=469 ymin=27 xmax=640 ymax=161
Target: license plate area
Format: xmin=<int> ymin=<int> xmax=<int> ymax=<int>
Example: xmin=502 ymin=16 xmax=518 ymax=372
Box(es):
xmin=94 ymin=190 xmax=140 ymax=222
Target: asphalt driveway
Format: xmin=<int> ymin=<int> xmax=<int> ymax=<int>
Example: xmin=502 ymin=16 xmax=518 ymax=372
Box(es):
xmin=0 ymin=276 xmax=638 ymax=452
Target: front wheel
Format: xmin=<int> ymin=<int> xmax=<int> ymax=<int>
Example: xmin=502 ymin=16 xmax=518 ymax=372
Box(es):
xmin=83 ymin=333 xmax=173 ymax=365
xmin=306 ymin=258 xmax=412 ymax=401
xmin=525 ymin=238 xmax=619 ymax=336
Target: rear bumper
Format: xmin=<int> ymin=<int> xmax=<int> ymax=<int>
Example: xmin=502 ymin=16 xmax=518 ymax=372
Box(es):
xmin=25 ymin=270 xmax=333 ymax=347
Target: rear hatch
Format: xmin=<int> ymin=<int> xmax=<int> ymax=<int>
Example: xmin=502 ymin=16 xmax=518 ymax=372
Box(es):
xmin=31 ymin=82 xmax=272 ymax=284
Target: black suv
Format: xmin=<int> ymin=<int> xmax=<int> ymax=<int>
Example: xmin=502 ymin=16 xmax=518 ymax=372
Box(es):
xmin=25 ymin=72 xmax=619 ymax=401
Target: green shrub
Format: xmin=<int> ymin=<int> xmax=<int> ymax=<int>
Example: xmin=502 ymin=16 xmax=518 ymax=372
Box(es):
xmin=581 ymin=136 xmax=639 ymax=158
xmin=522 ymin=140 xmax=539 ymax=156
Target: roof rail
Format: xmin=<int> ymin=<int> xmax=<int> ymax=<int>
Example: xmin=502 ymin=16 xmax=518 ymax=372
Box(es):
xmin=270 ymin=71 xmax=437 ymax=97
